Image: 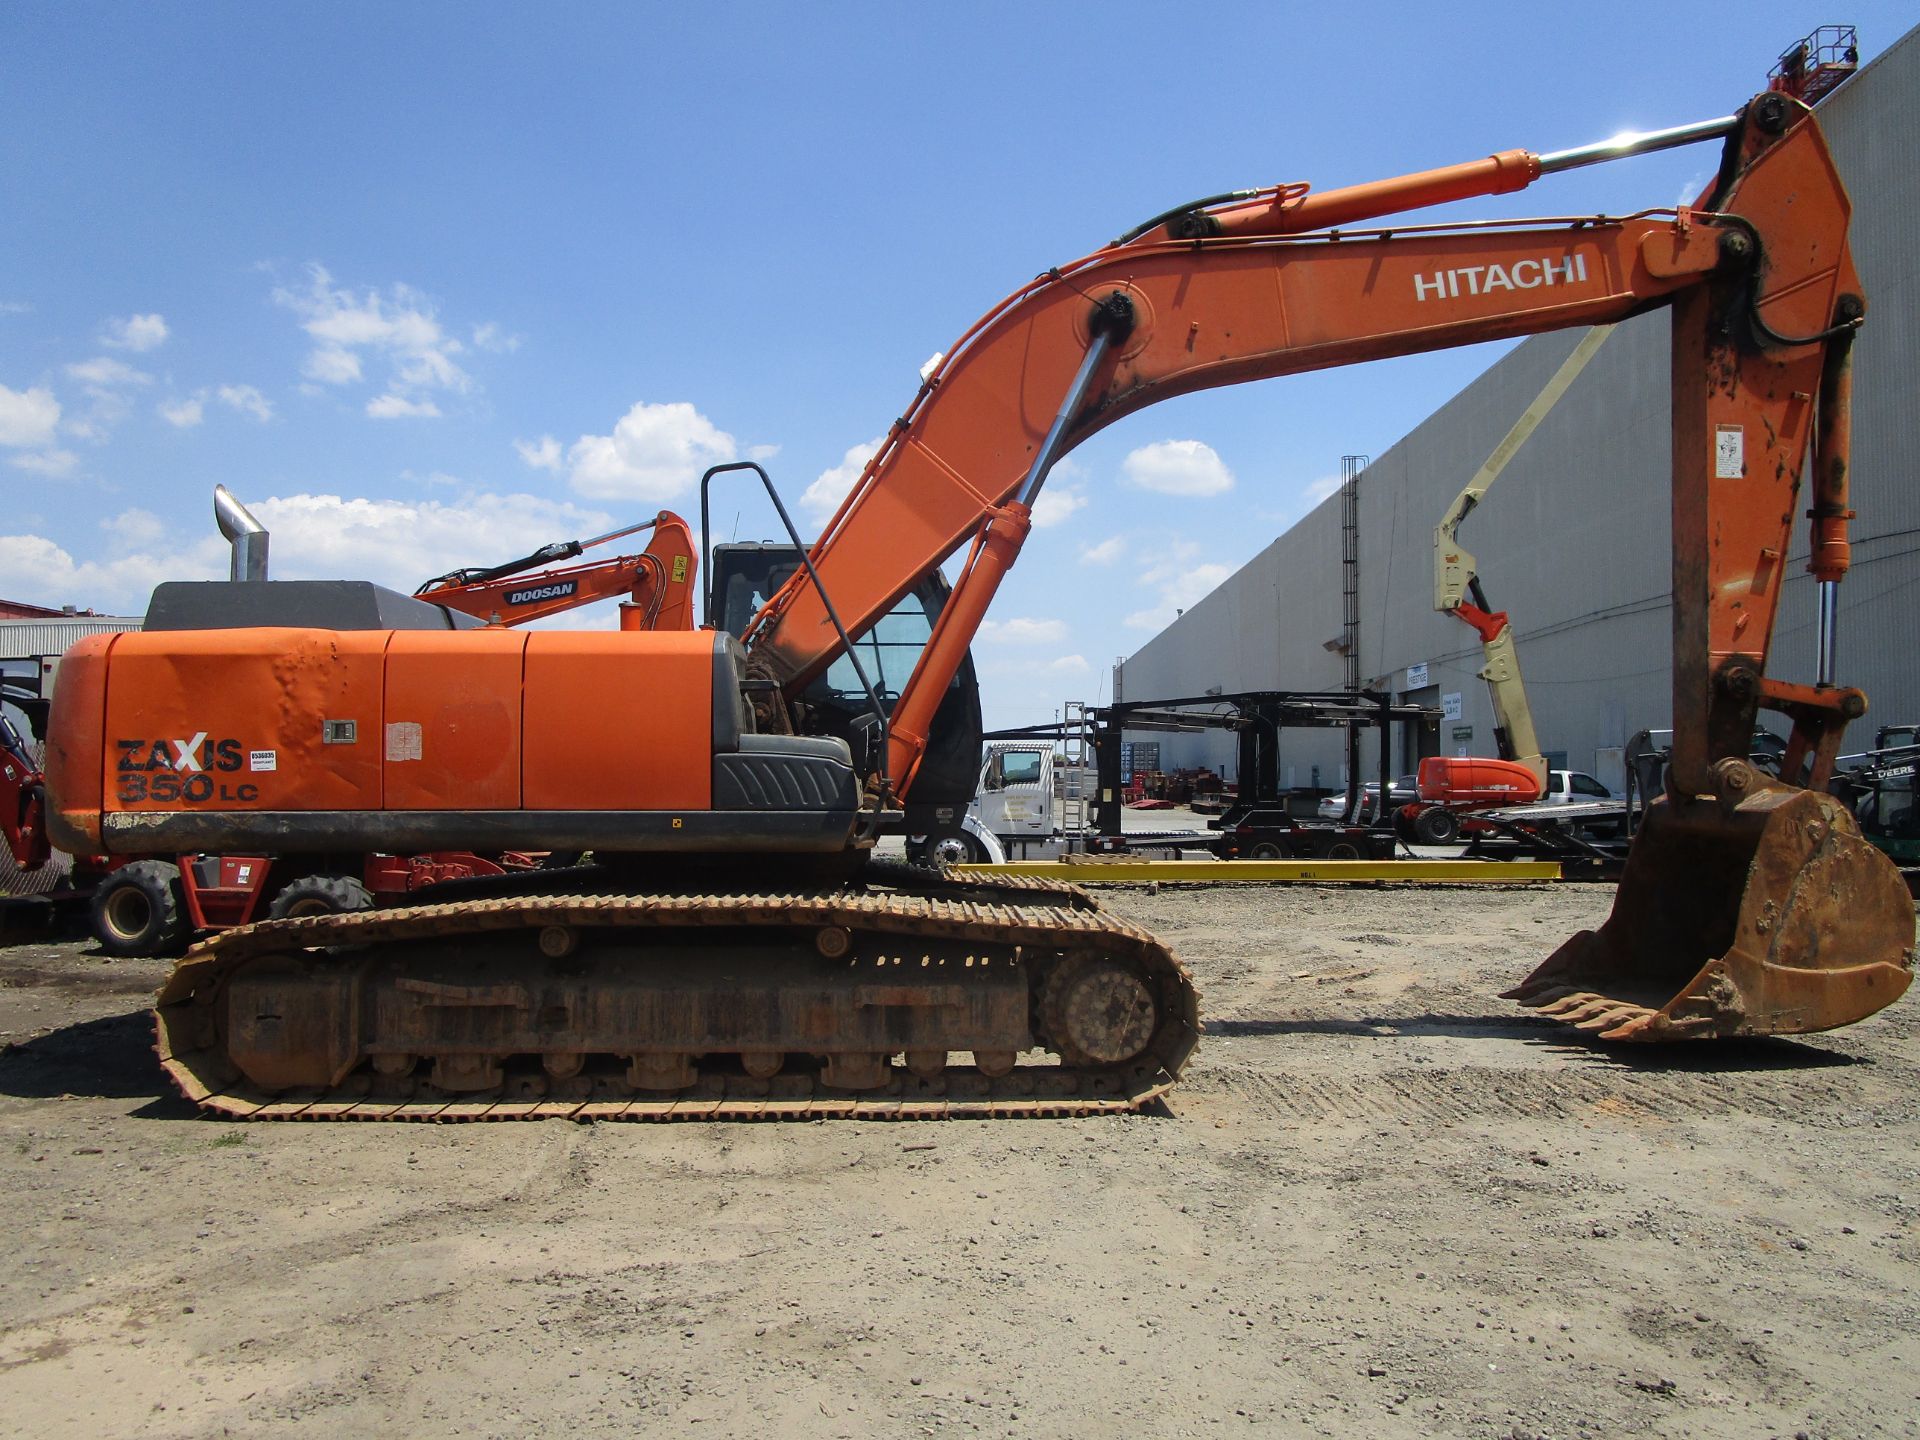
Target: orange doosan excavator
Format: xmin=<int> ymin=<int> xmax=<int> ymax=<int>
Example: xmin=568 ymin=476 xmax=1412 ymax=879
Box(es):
xmin=40 ymin=89 xmax=1913 ymax=1119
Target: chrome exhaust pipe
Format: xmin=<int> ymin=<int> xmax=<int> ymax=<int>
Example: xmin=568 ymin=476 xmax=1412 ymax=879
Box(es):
xmin=213 ymin=484 xmax=269 ymax=582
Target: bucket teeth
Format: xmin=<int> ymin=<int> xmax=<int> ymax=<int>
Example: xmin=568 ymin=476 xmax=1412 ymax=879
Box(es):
xmin=1573 ymin=1004 xmax=1654 ymax=1033
xmin=1534 ymin=991 xmax=1611 ymax=1019
xmin=1595 ymin=1012 xmax=1658 ymax=1041
xmin=1499 ymin=979 xmax=1572 ymax=1003
xmin=1505 ymin=787 xmax=1915 ymax=1043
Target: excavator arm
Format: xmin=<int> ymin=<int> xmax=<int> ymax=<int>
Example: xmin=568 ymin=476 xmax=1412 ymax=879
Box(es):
xmin=745 ymin=96 xmax=1860 ymax=805
xmin=416 ymin=511 xmax=697 ymax=631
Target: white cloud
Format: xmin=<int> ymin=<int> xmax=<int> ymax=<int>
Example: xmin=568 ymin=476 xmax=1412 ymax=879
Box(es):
xmin=0 ymin=529 xmax=214 ymax=613
xmin=393 ymin=348 xmax=465 ymax=392
xmin=66 ymin=356 xmax=151 ymax=388
xmin=1299 ymin=473 xmax=1341 ymax=509
xmin=977 ymin=616 xmax=1069 ymax=646
xmin=303 ymin=345 xmax=363 ymax=385
xmin=471 ymin=322 xmax=521 ymax=354
xmin=1080 ymin=535 xmax=1126 ymax=565
xmin=1122 ymin=438 xmax=1235 ymax=497
xmin=567 ymin=400 xmax=736 ymax=501
xmin=102 ymin=508 xmax=166 ymax=549
xmin=515 ymin=435 xmax=563 ymax=472
xmin=1048 ymin=654 xmax=1091 ymax=674
xmin=4 ymin=491 xmax=620 ymax=616
xmin=0 ymin=384 xmax=61 ymax=448
xmin=367 ymin=393 xmax=441 ymax=420
xmin=747 ymin=443 xmax=781 ymax=462
xmin=9 ymin=449 xmax=78 ymax=477
xmin=0 ymin=301 xmax=31 ymax=316
xmin=217 ymin=384 xmax=274 ymax=422
xmin=273 ymin=264 xmax=471 ymax=408
xmin=101 ymin=313 xmax=169 ymax=352
xmin=62 ymin=359 xmax=148 ymax=441
xmin=799 ymin=436 xmax=884 ymax=520
xmin=1124 ymin=550 xmax=1234 ymax=630
xmin=158 ymin=396 xmax=204 ymax=428
xmin=249 ymin=491 xmax=613 ymax=594
xmin=1030 ymin=484 xmax=1087 ymax=529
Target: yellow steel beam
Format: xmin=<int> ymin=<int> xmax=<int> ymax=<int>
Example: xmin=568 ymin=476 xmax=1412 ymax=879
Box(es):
xmin=956 ymin=858 xmax=1560 ymax=883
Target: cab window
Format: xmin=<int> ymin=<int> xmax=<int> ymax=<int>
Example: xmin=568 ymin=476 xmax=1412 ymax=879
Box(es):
xmin=986 ymin=750 xmax=1044 ymax=790
xmin=820 ymin=593 xmax=937 ymax=706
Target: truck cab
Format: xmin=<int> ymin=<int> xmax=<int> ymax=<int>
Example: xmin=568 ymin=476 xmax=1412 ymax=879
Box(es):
xmin=970 ymin=742 xmax=1060 ymax=860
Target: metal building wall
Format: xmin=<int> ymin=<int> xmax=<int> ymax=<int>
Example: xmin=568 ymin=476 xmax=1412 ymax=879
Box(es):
xmin=1120 ymin=25 xmax=1919 ymax=788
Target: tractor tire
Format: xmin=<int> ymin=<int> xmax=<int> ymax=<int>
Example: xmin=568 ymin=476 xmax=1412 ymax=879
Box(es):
xmin=267 ymin=874 xmax=376 ymax=921
xmin=1412 ymin=807 xmax=1461 ymax=845
xmin=89 ymin=860 xmax=189 ymax=958
xmin=1248 ymin=841 xmax=1290 ymax=861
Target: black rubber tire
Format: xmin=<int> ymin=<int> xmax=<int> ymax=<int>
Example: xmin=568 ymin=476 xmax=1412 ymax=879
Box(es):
xmin=89 ymin=860 xmax=189 ymax=958
xmin=910 ymin=825 xmax=984 ymax=867
xmin=1324 ymin=840 xmax=1363 ymax=860
xmin=267 ymin=874 xmax=376 ymax=921
xmin=1248 ymin=841 xmax=1290 ymax=861
xmin=927 ymin=832 xmax=985 ymax=866
xmin=1412 ymin=807 xmax=1461 ymax=845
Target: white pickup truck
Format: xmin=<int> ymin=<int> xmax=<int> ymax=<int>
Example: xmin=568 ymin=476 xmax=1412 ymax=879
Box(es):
xmin=1543 ymin=770 xmax=1622 ymax=804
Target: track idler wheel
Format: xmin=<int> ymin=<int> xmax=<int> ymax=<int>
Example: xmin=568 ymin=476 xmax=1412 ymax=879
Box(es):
xmin=1506 ymin=773 xmax=1915 ymax=1040
xmin=1041 ymin=954 xmax=1161 ymax=1067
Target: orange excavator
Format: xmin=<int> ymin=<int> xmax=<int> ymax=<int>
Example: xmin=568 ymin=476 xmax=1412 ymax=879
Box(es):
xmin=415 ymin=511 xmax=698 ymax=631
xmin=41 ymin=88 xmax=1912 ymax=1118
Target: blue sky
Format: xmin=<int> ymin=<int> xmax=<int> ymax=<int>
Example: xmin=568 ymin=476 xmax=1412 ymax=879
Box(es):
xmin=4 ymin=3 xmax=1910 ymax=732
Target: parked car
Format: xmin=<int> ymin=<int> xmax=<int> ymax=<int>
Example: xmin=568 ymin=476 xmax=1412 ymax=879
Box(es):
xmin=1543 ymin=770 xmax=1622 ymax=804
xmin=1317 ymin=775 xmax=1419 ymax=820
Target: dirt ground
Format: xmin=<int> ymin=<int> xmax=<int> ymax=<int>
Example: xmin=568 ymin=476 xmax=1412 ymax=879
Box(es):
xmin=1 ymin=877 xmax=1916 ymax=1440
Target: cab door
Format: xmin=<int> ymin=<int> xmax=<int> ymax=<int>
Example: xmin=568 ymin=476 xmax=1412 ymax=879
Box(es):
xmin=977 ymin=747 xmax=1051 ymax=840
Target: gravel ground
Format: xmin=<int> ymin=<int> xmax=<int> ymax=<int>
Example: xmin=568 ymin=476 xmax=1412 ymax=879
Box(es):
xmin=1 ymin=875 xmax=1916 ymax=1440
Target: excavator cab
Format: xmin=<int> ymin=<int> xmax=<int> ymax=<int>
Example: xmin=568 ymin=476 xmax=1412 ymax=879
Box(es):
xmin=709 ymin=543 xmax=984 ymax=862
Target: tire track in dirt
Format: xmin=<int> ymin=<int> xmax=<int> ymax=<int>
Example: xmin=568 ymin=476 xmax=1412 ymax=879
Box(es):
xmin=1196 ymin=1058 xmax=1911 ymax=1125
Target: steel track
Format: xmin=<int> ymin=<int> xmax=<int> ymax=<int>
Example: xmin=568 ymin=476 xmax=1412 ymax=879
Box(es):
xmin=154 ymin=865 xmax=1200 ymax=1121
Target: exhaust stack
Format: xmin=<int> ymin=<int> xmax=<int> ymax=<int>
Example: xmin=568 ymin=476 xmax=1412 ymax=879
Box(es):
xmin=213 ymin=485 xmax=269 ymax=582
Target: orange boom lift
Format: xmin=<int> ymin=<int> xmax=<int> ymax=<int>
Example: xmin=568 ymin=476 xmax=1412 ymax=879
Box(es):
xmin=44 ymin=90 xmax=1909 ymax=1117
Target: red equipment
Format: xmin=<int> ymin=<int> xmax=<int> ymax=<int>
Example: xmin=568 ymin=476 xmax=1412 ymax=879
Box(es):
xmin=415 ymin=511 xmax=697 ymax=631
xmin=1416 ymin=757 xmax=1542 ymax=808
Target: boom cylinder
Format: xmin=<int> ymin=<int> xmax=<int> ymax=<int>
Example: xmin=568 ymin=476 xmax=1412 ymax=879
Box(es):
xmin=1810 ymin=323 xmax=1858 ymax=687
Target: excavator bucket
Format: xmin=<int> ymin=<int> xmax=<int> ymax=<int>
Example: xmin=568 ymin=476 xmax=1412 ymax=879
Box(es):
xmin=1506 ymin=784 xmax=1914 ymax=1040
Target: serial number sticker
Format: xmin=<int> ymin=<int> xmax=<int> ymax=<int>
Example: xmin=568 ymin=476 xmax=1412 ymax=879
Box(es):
xmin=249 ymin=750 xmax=277 ymax=772
xmin=1714 ymin=424 xmax=1745 ymax=479
xmin=385 ymin=721 xmax=423 ymax=762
